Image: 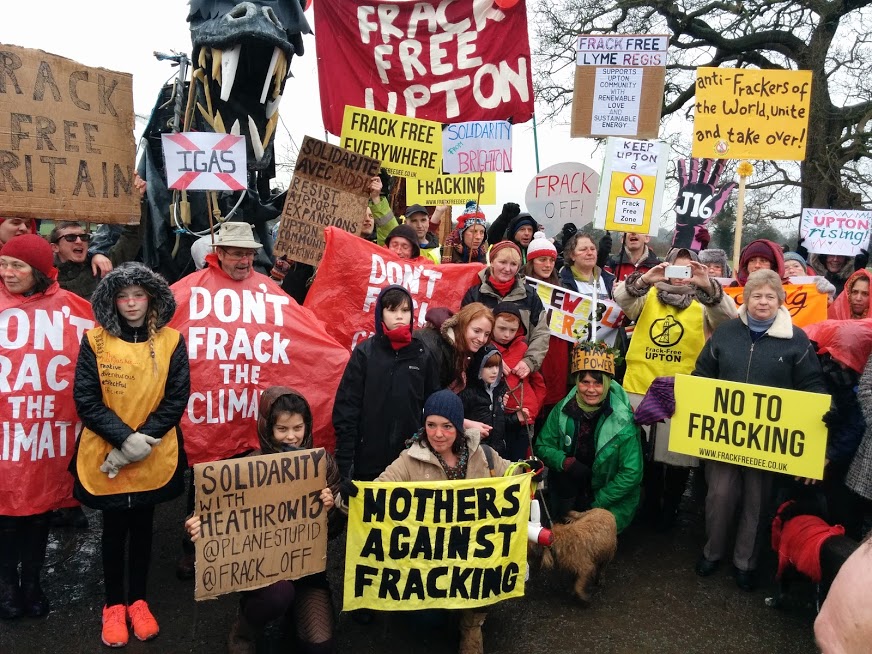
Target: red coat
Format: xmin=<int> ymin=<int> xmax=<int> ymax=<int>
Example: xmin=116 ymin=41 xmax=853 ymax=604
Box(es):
xmin=539 ymin=336 xmax=571 ymax=407
xmin=493 ymin=337 xmax=547 ymax=422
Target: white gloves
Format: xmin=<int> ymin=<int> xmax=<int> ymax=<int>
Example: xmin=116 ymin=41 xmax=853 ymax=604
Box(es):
xmin=120 ymin=432 xmax=161 ymax=463
xmin=100 ymin=449 xmax=132 ymax=479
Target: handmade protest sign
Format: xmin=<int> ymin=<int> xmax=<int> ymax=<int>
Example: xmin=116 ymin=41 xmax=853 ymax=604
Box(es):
xmin=193 ymin=449 xmax=328 ymax=600
xmin=0 ymin=289 xmax=95 ymax=516
xmin=341 ymin=107 xmax=441 ymax=178
xmin=524 ymin=162 xmax=600 ymax=234
xmin=669 ymin=375 xmax=829 ymax=479
xmin=442 ymin=120 xmax=511 ymax=173
xmin=571 ymin=34 xmax=668 ymax=139
xmin=313 ymin=0 xmax=534 ymax=134
xmin=594 ymin=137 xmax=669 ymax=235
xmin=800 ymin=208 xmax=871 ymax=257
xmin=161 ymin=132 xmax=246 ymax=191
xmin=724 ymin=284 xmax=827 ymax=328
xmin=304 ymin=227 xmax=483 ymax=350
xmin=344 ymin=475 xmax=531 ymax=611
xmin=525 ymin=278 xmax=625 ymax=346
xmin=0 ymin=44 xmax=138 ymax=223
xmin=692 ymin=68 xmax=812 ymax=161
xmin=169 ymin=263 xmax=349 ymax=464
xmin=274 ymin=136 xmax=380 ymax=267
xmin=407 ymin=172 xmax=497 ymax=206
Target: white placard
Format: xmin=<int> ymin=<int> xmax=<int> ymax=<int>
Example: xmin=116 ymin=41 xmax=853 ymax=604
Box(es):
xmin=161 ymin=132 xmax=247 ymax=191
xmin=442 ymin=121 xmax=512 ymax=174
xmin=591 ymin=68 xmax=644 ymax=135
xmin=800 ymin=208 xmax=872 ymax=256
xmin=576 ymin=35 xmax=668 ymax=66
xmin=524 ymin=162 xmax=600 ymax=234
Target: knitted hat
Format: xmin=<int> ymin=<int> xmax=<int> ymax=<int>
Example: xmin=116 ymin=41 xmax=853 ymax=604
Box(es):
xmin=526 ymin=231 xmax=557 ymax=260
xmin=423 ymin=390 xmax=465 ymax=434
xmin=492 ymin=302 xmax=526 ymax=334
xmin=458 ymin=200 xmax=487 ymax=234
xmin=783 ymin=251 xmax=807 ymax=268
xmin=741 ymin=240 xmax=777 ymax=266
xmin=385 ymin=224 xmax=421 ymax=259
xmin=507 ymin=212 xmax=537 ymax=242
xmin=0 ymin=234 xmax=56 ymax=279
xmin=489 ymin=240 xmax=522 ymax=261
xmin=698 ymin=248 xmax=729 ymax=272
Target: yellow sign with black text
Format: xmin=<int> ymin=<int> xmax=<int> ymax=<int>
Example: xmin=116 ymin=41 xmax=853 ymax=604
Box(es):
xmin=340 ymin=106 xmax=442 ymax=178
xmin=669 ymin=375 xmax=829 ymax=479
xmin=406 ymin=172 xmax=497 ymax=206
xmin=343 ymin=475 xmax=531 ymax=611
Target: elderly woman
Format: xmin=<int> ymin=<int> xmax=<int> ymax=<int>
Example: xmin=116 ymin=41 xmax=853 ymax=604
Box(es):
xmin=461 ymin=241 xmax=550 ymax=379
xmin=559 ymin=233 xmax=616 ymax=299
xmin=693 ymin=269 xmax=827 ymax=591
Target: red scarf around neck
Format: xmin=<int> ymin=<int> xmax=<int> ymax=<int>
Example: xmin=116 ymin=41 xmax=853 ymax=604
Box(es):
xmin=488 ymin=275 xmax=515 ymax=297
xmin=382 ymin=323 xmax=412 ymax=350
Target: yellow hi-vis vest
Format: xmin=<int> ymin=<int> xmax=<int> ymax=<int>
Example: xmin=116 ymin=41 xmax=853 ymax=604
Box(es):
xmin=76 ymin=327 xmax=181 ymax=497
xmin=622 ymin=288 xmax=705 ymax=395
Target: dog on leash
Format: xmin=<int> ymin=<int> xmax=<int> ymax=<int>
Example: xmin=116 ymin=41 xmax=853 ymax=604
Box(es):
xmin=531 ymin=508 xmax=618 ymax=603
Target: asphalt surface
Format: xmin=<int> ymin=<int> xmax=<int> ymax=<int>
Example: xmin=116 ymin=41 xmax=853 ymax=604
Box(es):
xmin=1 ymin=477 xmax=821 ymax=654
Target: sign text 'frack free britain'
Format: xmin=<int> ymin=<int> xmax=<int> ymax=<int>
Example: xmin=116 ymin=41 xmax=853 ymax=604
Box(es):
xmin=0 ymin=44 xmax=138 ymax=223
xmin=275 ymin=136 xmax=380 ymax=267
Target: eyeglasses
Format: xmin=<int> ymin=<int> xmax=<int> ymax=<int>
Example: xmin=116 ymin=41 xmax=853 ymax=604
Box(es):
xmin=219 ymin=248 xmax=256 ymax=260
xmin=53 ymin=233 xmax=92 ymax=243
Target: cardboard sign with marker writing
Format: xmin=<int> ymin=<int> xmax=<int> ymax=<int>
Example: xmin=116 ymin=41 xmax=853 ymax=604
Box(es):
xmin=0 ymin=43 xmax=138 ymax=223
xmin=193 ymin=449 xmax=329 ymax=600
xmin=274 ymin=136 xmax=380 ymax=267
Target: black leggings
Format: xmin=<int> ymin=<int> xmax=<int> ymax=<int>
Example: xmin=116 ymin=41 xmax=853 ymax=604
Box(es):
xmin=102 ymin=506 xmax=155 ymax=606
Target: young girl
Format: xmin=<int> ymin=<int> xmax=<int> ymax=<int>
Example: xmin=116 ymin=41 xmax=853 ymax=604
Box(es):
xmin=72 ymin=263 xmax=189 ymax=648
xmin=187 ymin=387 xmax=342 ymax=654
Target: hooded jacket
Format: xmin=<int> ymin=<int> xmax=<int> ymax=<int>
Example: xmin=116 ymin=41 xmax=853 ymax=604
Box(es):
xmin=735 ymin=239 xmax=786 ymax=286
xmin=828 ymin=268 xmax=871 ymax=319
xmin=72 ymin=263 xmax=189 ymax=510
xmin=458 ymin=345 xmax=508 ymax=455
xmin=333 ymin=285 xmax=440 ymax=480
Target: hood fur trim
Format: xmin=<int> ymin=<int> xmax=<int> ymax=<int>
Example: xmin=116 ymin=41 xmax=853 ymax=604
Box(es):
xmin=91 ymin=262 xmax=176 ymax=336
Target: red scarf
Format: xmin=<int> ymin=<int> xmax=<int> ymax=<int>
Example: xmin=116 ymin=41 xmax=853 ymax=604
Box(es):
xmin=488 ymin=275 xmax=515 ymax=297
xmin=382 ymin=323 xmax=412 ymax=350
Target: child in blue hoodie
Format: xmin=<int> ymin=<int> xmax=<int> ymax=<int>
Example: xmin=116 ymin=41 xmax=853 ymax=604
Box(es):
xmin=458 ymin=345 xmax=509 ymax=456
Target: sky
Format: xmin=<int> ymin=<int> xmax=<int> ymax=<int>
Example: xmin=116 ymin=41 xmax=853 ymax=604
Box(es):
xmin=2 ymin=0 xmax=607 ymax=232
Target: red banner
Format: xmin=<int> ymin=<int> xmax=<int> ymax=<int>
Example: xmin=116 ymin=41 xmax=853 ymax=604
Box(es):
xmin=724 ymin=283 xmax=828 ymax=328
xmin=169 ymin=258 xmax=350 ymax=464
xmin=313 ymin=0 xmax=534 ymax=134
xmin=0 ymin=286 xmax=95 ymax=515
xmin=304 ymin=227 xmax=484 ymax=349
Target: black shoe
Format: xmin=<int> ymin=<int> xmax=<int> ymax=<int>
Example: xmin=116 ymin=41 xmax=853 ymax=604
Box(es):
xmin=695 ymin=556 xmax=720 ymax=577
xmin=21 ymin=579 xmax=49 ymax=618
xmin=0 ymin=580 xmax=24 ymax=620
xmin=735 ymin=568 xmax=755 ymax=592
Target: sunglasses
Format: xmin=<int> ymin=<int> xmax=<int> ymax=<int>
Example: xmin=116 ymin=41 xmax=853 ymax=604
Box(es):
xmin=54 ymin=233 xmax=92 ymax=243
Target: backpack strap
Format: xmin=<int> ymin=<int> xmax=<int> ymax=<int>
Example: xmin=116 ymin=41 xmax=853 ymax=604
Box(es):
xmin=479 ymin=443 xmax=496 ymax=477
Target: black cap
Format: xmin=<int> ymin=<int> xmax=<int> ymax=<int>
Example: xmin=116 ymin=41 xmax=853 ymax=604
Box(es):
xmin=404 ymin=204 xmax=429 ymax=219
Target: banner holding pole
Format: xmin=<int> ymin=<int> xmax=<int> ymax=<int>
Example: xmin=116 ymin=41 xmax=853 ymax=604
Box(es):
xmin=525 ymin=278 xmax=625 ymax=345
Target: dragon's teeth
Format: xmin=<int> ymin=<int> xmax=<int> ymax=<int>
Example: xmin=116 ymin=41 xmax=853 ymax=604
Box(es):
xmin=219 ymin=44 xmax=240 ymax=102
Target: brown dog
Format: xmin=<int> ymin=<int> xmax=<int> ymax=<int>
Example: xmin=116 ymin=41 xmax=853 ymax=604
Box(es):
xmin=533 ymin=508 xmax=618 ymax=603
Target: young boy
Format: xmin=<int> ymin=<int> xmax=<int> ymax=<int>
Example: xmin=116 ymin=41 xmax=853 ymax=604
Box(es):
xmin=459 ymin=346 xmax=508 ymax=456
xmin=333 ymin=285 xmax=439 ymax=481
xmin=490 ymin=303 xmax=547 ymax=460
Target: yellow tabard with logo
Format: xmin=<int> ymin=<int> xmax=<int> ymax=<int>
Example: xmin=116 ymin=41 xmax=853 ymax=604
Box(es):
xmin=77 ymin=327 xmax=181 ymax=496
xmin=622 ymin=288 xmax=705 ymax=395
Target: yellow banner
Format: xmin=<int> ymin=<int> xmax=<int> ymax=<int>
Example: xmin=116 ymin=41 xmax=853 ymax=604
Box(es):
xmin=343 ymin=475 xmax=531 ymax=611
xmin=724 ymin=283 xmax=827 ymax=328
xmin=340 ymin=106 xmax=442 ymax=178
xmin=406 ymin=172 xmax=497 ymax=206
xmin=692 ymin=68 xmax=812 ymax=161
xmin=669 ymin=375 xmax=829 ymax=479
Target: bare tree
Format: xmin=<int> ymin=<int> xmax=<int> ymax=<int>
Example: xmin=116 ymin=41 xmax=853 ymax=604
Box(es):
xmin=534 ymin=0 xmax=872 ymax=213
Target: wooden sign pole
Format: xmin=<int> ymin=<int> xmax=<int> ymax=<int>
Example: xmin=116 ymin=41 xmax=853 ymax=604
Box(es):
xmin=731 ymin=162 xmax=754 ymax=275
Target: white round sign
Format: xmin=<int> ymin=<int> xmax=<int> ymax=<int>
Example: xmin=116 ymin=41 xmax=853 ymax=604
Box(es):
xmin=524 ymin=162 xmax=600 ymax=236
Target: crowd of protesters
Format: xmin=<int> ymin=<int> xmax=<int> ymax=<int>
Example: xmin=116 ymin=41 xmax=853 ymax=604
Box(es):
xmin=2 ymin=186 xmax=872 ymax=654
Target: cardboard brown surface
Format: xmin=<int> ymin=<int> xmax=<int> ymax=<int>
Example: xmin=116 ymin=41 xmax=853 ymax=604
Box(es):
xmin=571 ymin=66 xmax=665 ymax=139
xmin=0 ymin=44 xmax=138 ymax=223
xmin=193 ymin=449 xmax=329 ymax=601
xmin=274 ymin=136 xmax=380 ymax=266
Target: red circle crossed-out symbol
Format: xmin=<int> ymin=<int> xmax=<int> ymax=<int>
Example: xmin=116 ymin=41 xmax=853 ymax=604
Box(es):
xmin=623 ymin=175 xmax=643 ymax=195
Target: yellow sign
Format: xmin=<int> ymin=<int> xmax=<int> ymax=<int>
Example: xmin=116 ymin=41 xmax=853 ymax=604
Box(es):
xmin=692 ymin=68 xmax=812 ymax=161
xmin=669 ymin=375 xmax=829 ymax=479
xmin=406 ymin=172 xmax=497 ymax=206
xmin=343 ymin=475 xmax=531 ymax=611
xmin=340 ymin=106 xmax=442 ymax=178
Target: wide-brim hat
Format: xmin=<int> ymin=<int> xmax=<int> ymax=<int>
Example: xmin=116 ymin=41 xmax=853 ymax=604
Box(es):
xmin=211 ymin=222 xmax=262 ymax=249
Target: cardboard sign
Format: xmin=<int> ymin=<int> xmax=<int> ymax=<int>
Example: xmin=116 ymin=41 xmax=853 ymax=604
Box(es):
xmin=274 ymin=136 xmax=380 ymax=267
xmin=343 ymin=475 xmax=531 ymax=611
xmin=692 ymin=68 xmax=812 ymax=161
xmin=0 ymin=44 xmax=138 ymax=223
xmin=669 ymin=375 xmax=829 ymax=479
xmin=524 ymin=162 xmax=600 ymax=233
xmin=442 ymin=120 xmax=512 ymax=174
xmin=571 ymin=349 xmax=616 ymax=376
xmin=594 ymin=137 xmax=669 ymax=235
xmin=724 ymin=284 xmax=827 ymax=328
xmin=193 ymin=449 xmax=329 ymax=600
xmin=161 ymin=132 xmax=246 ymax=191
xmin=406 ymin=172 xmax=497 ymax=206
xmin=313 ymin=0 xmax=534 ymax=134
xmin=340 ymin=106 xmax=442 ymax=178
xmin=571 ymin=34 xmax=668 ymax=139
xmin=800 ymin=208 xmax=872 ymax=257
xmin=525 ymin=278 xmax=625 ymax=346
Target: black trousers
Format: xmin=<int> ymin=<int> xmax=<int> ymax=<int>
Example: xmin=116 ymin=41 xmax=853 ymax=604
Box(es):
xmin=102 ymin=506 xmax=155 ymax=606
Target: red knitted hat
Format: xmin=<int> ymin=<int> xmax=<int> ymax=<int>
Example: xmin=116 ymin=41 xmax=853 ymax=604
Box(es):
xmin=489 ymin=240 xmax=522 ymax=261
xmin=0 ymin=234 xmax=57 ymax=279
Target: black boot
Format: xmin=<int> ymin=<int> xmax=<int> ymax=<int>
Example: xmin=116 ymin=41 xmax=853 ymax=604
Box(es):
xmin=0 ymin=517 xmax=24 ymax=619
xmin=19 ymin=513 xmax=50 ymax=618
